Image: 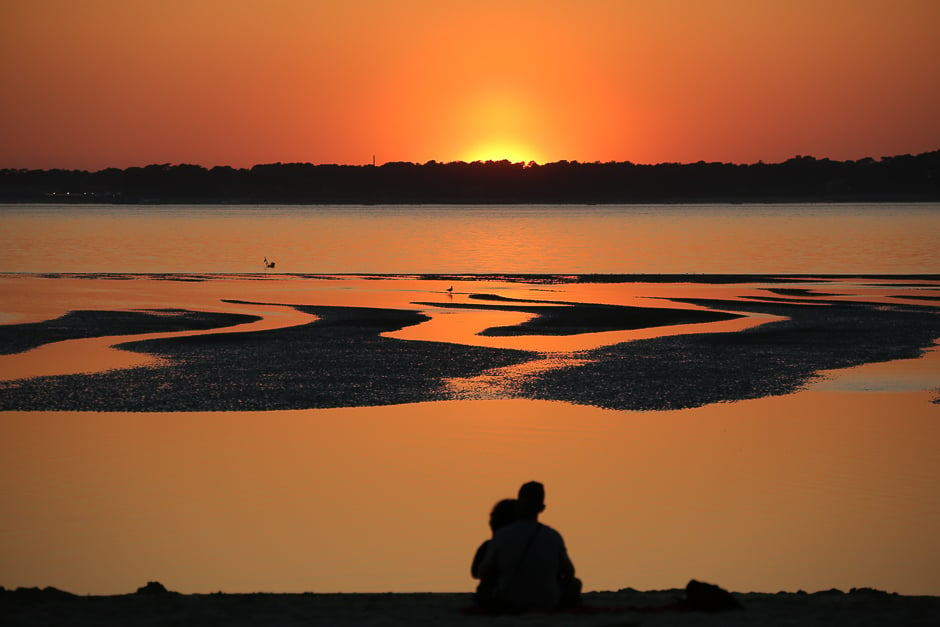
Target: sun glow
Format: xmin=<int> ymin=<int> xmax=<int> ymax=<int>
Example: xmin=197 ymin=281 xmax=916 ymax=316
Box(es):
xmin=457 ymin=89 xmax=546 ymax=164
xmin=462 ymin=141 xmax=542 ymax=165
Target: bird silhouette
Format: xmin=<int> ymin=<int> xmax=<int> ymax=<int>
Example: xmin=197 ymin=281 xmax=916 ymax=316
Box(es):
xmin=264 ymin=257 xmax=276 ymax=269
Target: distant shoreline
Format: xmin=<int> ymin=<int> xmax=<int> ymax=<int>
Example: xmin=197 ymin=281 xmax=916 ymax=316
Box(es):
xmin=2 ymin=150 xmax=938 ymax=204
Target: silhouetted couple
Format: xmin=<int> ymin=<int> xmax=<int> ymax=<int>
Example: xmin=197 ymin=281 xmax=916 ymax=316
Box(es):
xmin=471 ymin=481 xmax=581 ymax=613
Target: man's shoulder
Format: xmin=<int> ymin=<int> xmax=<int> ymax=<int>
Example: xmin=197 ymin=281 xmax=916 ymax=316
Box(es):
xmin=493 ymin=519 xmax=537 ymax=538
xmin=537 ymin=523 xmax=565 ymax=542
xmin=494 ymin=520 xmax=564 ymax=541
xmin=489 ymin=519 xmax=540 ymax=545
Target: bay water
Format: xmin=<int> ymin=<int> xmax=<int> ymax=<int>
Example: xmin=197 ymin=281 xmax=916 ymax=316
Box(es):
xmin=1 ymin=203 xmax=938 ymax=274
xmin=0 ymin=203 xmax=938 ymax=596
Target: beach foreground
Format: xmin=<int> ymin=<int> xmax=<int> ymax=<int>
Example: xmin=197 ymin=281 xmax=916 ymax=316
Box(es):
xmin=3 ymin=584 xmax=938 ymax=627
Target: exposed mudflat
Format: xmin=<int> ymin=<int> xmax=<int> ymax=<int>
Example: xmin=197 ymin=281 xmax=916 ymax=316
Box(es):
xmin=0 ymin=276 xmax=937 ymax=411
xmin=523 ymin=295 xmax=940 ymax=409
xmin=0 ymin=309 xmax=259 ymax=355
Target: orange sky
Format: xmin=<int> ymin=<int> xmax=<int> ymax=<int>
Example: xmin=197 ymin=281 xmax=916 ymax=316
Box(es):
xmin=2 ymin=0 xmax=939 ymax=170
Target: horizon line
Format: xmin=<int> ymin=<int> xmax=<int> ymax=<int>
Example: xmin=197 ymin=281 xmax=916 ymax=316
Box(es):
xmin=4 ymin=148 xmax=939 ymax=173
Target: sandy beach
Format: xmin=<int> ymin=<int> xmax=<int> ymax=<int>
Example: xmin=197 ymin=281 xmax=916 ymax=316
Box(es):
xmin=4 ymin=583 xmax=940 ymax=626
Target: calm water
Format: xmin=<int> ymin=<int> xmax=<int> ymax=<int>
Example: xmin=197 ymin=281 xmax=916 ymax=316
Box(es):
xmin=1 ymin=204 xmax=939 ymax=596
xmin=1 ymin=203 xmax=938 ymax=274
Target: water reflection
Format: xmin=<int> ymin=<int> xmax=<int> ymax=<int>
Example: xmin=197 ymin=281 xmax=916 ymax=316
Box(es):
xmin=1 ymin=376 xmax=937 ymax=595
xmin=0 ymin=274 xmax=937 ymax=596
xmin=384 ymin=300 xmax=780 ymax=352
xmin=443 ymin=353 xmax=591 ymax=400
xmin=1 ymin=204 xmax=938 ymax=274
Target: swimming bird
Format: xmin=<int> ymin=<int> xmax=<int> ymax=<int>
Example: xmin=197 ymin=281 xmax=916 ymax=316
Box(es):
xmin=446 ymin=285 xmax=453 ymax=293
xmin=264 ymin=257 xmax=276 ymax=269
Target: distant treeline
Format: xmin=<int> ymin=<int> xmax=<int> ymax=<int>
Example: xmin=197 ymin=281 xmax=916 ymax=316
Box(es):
xmin=2 ymin=151 xmax=939 ymax=204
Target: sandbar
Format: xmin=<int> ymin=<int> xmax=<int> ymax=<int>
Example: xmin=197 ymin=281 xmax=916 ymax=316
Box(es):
xmin=0 ymin=274 xmax=937 ymax=411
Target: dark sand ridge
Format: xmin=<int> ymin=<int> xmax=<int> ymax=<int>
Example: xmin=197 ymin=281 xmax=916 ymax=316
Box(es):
xmin=3 ymin=584 xmax=939 ymax=627
xmin=0 ymin=303 xmax=531 ymax=411
xmin=0 ymin=284 xmax=937 ymax=411
xmin=412 ymin=292 xmax=742 ymax=336
xmin=522 ymin=294 xmax=940 ymax=409
xmin=1 ymin=294 xmax=732 ymax=410
xmin=0 ymin=309 xmax=259 ymax=356
xmin=0 ymin=302 xmax=322 ymax=381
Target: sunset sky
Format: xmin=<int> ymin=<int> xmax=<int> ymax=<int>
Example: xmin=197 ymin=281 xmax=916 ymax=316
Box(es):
xmin=2 ymin=0 xmax=939 ymax=170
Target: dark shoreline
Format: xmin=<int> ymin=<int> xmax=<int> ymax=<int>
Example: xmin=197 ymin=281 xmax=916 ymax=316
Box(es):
xmin=3 ymin=584 xmax=938 ymax=627
xmin=3 ymin=150 xmax=938 ymax=204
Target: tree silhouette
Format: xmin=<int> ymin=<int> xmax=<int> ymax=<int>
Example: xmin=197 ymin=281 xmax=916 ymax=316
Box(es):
xmin=1 ymin=151 xmax=938 ymax=204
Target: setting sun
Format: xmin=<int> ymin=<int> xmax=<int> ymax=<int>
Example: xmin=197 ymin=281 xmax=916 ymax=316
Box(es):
xmin=457 ymin=90 xmax=546 ymax=164
xmin=462 ymin=141 xmax=542 ymax=164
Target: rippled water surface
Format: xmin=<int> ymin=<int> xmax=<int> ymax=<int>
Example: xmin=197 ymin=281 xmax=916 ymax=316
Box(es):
xmin=1 ymin=203 xmax=938 ymax=274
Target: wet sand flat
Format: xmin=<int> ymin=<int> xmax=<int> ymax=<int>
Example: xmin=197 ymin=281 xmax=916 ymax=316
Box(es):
xmin=0 ymin=274 xmax=937 ymax=411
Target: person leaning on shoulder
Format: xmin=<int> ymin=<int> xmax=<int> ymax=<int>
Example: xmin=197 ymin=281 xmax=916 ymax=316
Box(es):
xmin=471 ymin=498 xmax=518 ymax=603
xmin=477 ymin=481 xmax=581 ymax=612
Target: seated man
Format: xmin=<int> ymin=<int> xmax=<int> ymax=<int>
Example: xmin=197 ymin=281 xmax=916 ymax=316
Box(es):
xmin=478 ymin=481 xmax=581 ymax=612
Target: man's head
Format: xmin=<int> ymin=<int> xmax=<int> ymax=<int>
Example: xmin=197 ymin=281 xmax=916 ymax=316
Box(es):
xmin=517 ymin=481 xmax=546 ymax=519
